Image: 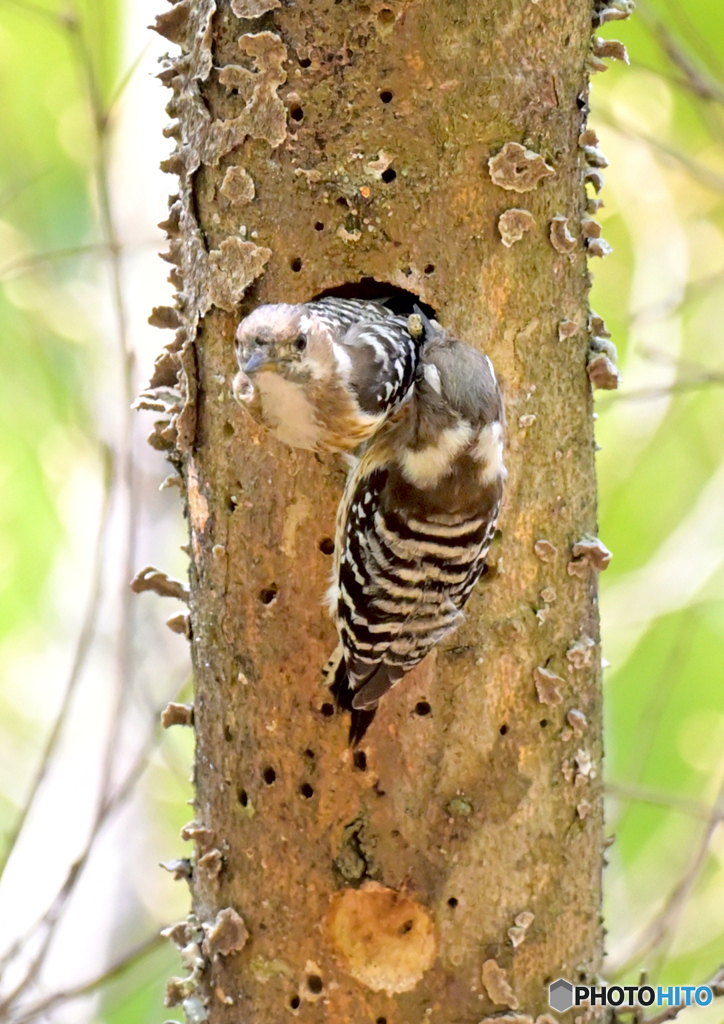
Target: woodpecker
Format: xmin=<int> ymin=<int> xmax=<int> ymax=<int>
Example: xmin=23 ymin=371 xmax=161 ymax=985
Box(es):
xmin=232 ymin=297 xmax=421 ymax=453
xmin=325 ymin=318 xmax=506 ymax=743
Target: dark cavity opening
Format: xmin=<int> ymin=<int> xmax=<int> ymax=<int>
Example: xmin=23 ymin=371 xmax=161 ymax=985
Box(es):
xmin=399 ymin=919 xmax=413 ymax=934
xmin=319 ymin=537 xmax=335 ymax=555
xmin=377 ymin=1019 xmax=388 ymax=1024
xmin=304 ymin=748 xmax=315 ymax=760
xmin=300 ymin=782 xmax=314 ymax=799
xmin=379 ymin=89 xmax=393 ymax=103
xmin=378 ymin=8 xmax=394 ymax=24
xmin=290 ymin=257 xmax=303 ymax=272
xmin=238 ymin=788 xmax=249 ymax=807
xmin=311 ymin=279 xmax=436 ymax=321
xmin=320 ymin=702 xmax=335 ymax=717
xmin=307 ymin=974 xmax=323 ymax=994
xmin=447 ymin=896 xmax=459 ymax=908
xmin=381 ymin=167 xmax=397 ymax=183
xmin=414 ymin=701 xmax=431 ymax=716
xmin=540 ymin=719 xmax=548 ymax=728
xmin=290 ymin=105 xmax=304 ymax=122
xmin=424 ymin=263 xmax=435 ymax=274
xmin=290 ymin=995 xmax=301 ymax=1010
xmin=298 ymin=57 xmax=311 ymax=68
xmin=353 ymin=750 xmax=367 ymax=771
xmin=259 ymin=584 xmax=278 ymax=605
xmin=314 ymin=221 xmax=324 ymax=231
xmin=263 ymin=766 xmax=277 ymax=785
xmin=499 ymin=724 xmax=508 ymax=735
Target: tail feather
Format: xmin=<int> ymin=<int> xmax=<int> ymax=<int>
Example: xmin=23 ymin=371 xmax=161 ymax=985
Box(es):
xmin=324 ymin=647 xmax=377 ymax=745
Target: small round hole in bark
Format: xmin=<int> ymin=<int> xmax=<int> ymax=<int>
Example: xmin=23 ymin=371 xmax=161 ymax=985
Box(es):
xmin=290 ymin=257 xmax=303 ymax=272
xmin=300 ymin=782 xmax=314 ymax=798
xmin=414 ymin=701 xmax=431 ymax=716
xmin=224 ymin=724 xmax=233 ymax=742
xmin=379 ymin=90 xmax=393 ymax=103
xmin=314 ymin=221 xmax=324 ymax=231
xmin=307 ymin=974 xmax=323 ymax=994
xmin=320 ymin=702 xmax=335 ymax=717
xmin=336 ymin=196 xmax=349 ymax=207
xmin=540 ymin=719 xmax=548 ymax=728
xmin=290 ymin=104 xmax=304 ymax=122
xmin=290 ymin=995 xmax=301 ymax=1010
xmin=223 ymin=421 xmax=235 ymax=437
xmin=238 ymin=788 xmax=249 ymax=807
xmin=263 ymin=767 xmax=277 ymax=785
xmin=447 ymin=897 xmax=459 ymax=908
xmin=399 ymin=919 xmax=413 ymax=935
xmin=499 ymin=724 xmax=508 ymax=735
xmin=353 ymin=750 xmax=367 ymax=771
xmin=381 ymin=167 xmax=397 ymax=183
xmin=319 ymin=537 xmax=335 ymax=555
xmin=259 ymin=584 xmax=278 ymax=605
xmin=299 ymin=56 xmax=311 ymax=68
xmin=377 ymin=1019 xmax=388 ymax=1024
xmin=304 ymin=748 xmax=315 ymax=759
xmin=377 ymin=8 xmax=394 ymax=24
xmin=424 ymin=263 xmax=435 ymax=274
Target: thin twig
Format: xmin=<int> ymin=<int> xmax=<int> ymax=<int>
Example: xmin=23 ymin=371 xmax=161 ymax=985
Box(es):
xmin=0 ymin=446 xmax=114 ymax=878
xmin=605 ymin=781 xmax=715 ymax=823
xmin=9 ymin=931 xmax=166 ymax=1024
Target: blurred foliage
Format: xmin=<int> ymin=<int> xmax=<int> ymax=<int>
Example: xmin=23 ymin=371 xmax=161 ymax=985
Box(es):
xmin=0 ymin=0 xmax=723 ymax=1020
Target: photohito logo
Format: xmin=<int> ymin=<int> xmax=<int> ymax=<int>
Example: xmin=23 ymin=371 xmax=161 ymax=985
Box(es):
xmin=549 ymin=979 xmax=713 ymax=1013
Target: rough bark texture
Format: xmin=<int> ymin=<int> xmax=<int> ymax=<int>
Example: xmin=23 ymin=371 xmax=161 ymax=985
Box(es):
xmin=150 ymin=0 xmax=607 ymax=1020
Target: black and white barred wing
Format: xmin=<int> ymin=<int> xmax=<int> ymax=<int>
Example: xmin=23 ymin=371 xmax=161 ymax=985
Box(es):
xmin=340 ymin=316 xmax=420 ymax=420
xmin=333 ymin=466 xmax=498 ymax=713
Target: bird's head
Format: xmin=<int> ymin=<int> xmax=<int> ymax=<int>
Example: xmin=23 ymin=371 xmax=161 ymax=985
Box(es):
xmin=234 ymin=303 xmax=333 ymax=383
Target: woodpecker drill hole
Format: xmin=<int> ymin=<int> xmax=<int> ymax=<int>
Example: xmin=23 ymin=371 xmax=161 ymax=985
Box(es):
xmin=399 ymin=919 xmax=413 ymax=935
xmin=377 ymin=8 xmax=394 ymax=24
xmin=319 ymin=537 xmax=335 ymax=555
xmin=307 ymin=974 xmax=323 ymax=994
xmin=223 ymin=421 xmax=235 ymax=437
xmin=447 ymin=896 xmax=459 ymax=908
xmin=377 ymin=1018 xmax=388 ymax=1024
xmin=414 ymin=701 xmax=431 ymax=716
xmin=290 ymin=104 xmax=304 ymax=122
xmin=300 ymin=782 xmax=314 ymax=799
xmin=540 ymin=719 xmax=548 ymax=728
xmin=424 ymin=263 xmax=435 ymax=275
xmin=259 ymin=584 xmax=278 ymax=605
xmin=290 ymin=257 xmax=303 ymax=272
xmin=238 ymin=788 xmax=249 ymax=807
xmin=263 ymin=767 xmax=277 ymax=785
xmin=299 ymin=56 xmax=311 ymax=67
xmin=314 ymin=221 xmax=324 ymax=231
xmin=353 ymin=750 xmax=367 ymax=771
xmin=379 ymin=90 xmax=393 ymax=103
xmin=290 ymin=995 xmax=301 ymax=1010
xmin=381 ymin=167 xmax=397 ymax=183
xmin=336 ymin=196 xmax=349 ymax=208
xmin=499 ymin=724 xmax=509 ymax=735
xmin=320 ymin=702 xmax=335 ymax=717
xmin=304 ymin=748 xmax=315 ymax=760
xmin=224 ymin=724 xmax=233 ymax=742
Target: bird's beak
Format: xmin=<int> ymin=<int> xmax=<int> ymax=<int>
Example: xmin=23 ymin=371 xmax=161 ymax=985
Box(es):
xmin=243 ymin=348 xmax=269 ymax=374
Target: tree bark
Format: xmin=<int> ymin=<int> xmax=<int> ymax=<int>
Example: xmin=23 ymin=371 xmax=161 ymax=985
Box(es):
xmin=151 ymin=0 xmax=604 ymax=1020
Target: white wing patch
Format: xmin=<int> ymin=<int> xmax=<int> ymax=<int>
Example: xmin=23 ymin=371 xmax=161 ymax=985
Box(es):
xmin=472 ymin=420 xmax=506 ymax=484
xmin=400 ymin=421 xmax=475 ymax=488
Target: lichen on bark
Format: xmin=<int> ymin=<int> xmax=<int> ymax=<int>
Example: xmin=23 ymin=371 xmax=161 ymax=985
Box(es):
xmin=146 ymin=0 xmax=619 ymax=1020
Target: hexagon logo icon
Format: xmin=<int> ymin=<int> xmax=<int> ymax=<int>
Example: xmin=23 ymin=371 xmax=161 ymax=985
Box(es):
xmin=549 ymin=978 xmax=574 ymax=1012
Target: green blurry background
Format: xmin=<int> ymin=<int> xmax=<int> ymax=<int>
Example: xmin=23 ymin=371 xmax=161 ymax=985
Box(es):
xmin=0 ymin=0 xmax=722 ymax=1020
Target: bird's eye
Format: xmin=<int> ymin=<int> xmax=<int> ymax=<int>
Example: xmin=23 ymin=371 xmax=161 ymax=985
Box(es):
xmin=294 ymin=334 xmax=307 ymax=352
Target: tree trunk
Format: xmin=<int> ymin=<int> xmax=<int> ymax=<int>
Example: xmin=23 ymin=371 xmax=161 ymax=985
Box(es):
xmin=151 ymin=0 xmax=604 ymax=1019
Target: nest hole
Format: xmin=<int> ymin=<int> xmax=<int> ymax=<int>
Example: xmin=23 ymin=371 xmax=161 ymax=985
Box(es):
xmin=319 ymin=537 xmax=335 ymax=555
xmin=381 ymin=167 xmax=397 ymax=183
xmin=353 ymin=750 xmax=367 ymax=771
xmin=414 ymin=700 xmax=431 ymax=717
xmin=263 ymin=767 xmax=277 ymax=785
xmin=300 ymin=782 xmax=314 ymax=799
xmin=311 ymin=280 xmax=436 ymax=320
